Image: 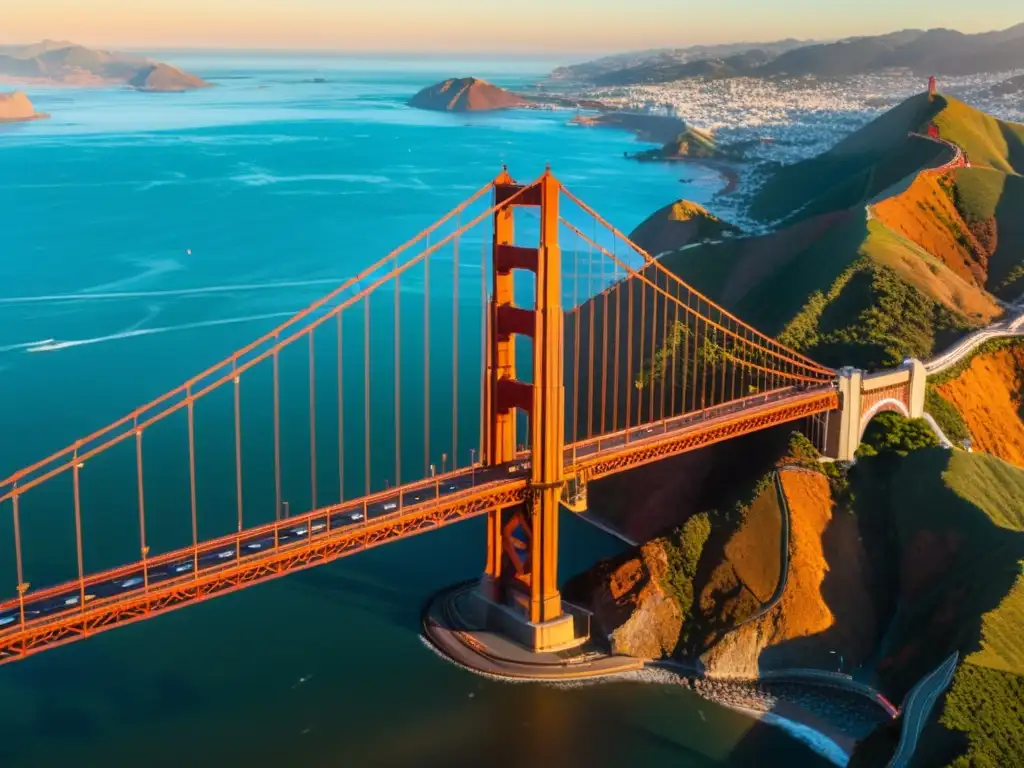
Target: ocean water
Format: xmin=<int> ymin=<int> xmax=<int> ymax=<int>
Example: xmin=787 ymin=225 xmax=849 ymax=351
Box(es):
xmin=0 ymin=55 xmax=829 ymax=767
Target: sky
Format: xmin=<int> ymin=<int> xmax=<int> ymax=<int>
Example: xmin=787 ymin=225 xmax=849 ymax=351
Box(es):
xmin=3 ymin=1 xmax=1021 ymax=56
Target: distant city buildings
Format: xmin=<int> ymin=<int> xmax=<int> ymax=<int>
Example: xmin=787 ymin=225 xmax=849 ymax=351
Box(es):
xmin=583 ymin=69 xmax=1024 ymax=172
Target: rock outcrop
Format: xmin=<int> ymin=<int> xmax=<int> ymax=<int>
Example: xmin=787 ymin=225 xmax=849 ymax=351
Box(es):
xmin=628 ymin=199 xmax=740 ymax=255
xmin=700 ymin=470 xmax=876 ymax=677
xmin=0 ymin=91 xmax=47 ymax=122
xmin=408 ymin=78 xmax=526 ymax=112
xmin=127 ymin=64 xmax=212 ymax=93
xmin=590 ymin=542 xmax=683 ymax=658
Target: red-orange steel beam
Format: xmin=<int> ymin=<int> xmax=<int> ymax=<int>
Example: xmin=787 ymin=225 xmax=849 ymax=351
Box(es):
xmin=0 ymin=480 xmax=528 ymax=667
xmin=571 ymin=389 xmax=839 ymax=481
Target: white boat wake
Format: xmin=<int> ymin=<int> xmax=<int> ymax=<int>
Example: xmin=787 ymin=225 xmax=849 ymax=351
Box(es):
xmin=25 ymin=311 xmax=297 ymax=353
xmin=0 ymin=277 xmax=347 ymax=306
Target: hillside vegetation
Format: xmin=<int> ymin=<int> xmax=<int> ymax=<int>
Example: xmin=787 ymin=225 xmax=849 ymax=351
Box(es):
xmin=628 ymin=199 xmax=739 ymax=256
xmin=933 ymin=340 xmax=1024 ymax=464
xmin=849 ymin=449 xmax=1024 ymax=767
xmin=648 ymin=94 xmax=1024 ymax=371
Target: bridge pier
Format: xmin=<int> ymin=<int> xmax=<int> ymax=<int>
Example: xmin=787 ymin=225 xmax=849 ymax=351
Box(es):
xmin=823 ymin=359 xmax=927 ymax=462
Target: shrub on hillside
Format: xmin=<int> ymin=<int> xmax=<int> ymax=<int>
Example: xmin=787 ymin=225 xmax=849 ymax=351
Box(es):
xmin=661 ymin=512 xmax=712 ymax=619
xmin=857 ymin=412 xmax=939 ymax=457
xmin=925 ymin=387 xmax=971 ymax=445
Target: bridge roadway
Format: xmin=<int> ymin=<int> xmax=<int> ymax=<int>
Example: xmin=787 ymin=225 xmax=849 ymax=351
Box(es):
xmin=0 ymin=383 xmax=837 ymax=662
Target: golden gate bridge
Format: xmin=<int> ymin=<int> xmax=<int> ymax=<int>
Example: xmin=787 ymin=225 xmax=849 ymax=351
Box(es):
xmin=0 ymin=168 xmax=841 ymax=661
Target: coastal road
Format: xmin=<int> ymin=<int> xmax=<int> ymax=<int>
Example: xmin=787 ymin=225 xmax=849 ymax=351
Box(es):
xmin=887 ymin=652 xmax=960 ymax=768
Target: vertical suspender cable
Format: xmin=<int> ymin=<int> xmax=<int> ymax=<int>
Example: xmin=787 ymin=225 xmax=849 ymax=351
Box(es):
xmin=424 ymin=237 xmax=431 ymax=476
xmin=136 ymin=418 xmax=149 ymax=589
xmin=365 ymin=296 xmax=371 ymax=496
xmin=12 ymin=489 xmax=25 ymax=630
xmin=479 ymin=233 xmax=487 ymax=466
xmin=659 ymin=271 xmax=669 ymax=421
xmin=613 ymin=256 xmax=621 ymax=432
xmin=690 ymin=299 xmax=700 ymax=413
xmin=72 ymin=448 xmax=85 ymax=610
xmin=273 ymin=339 xmax=281 ymax=521
xmin=573 ymin=241 xmax=581 ymax=443
xmin=585 ymin=235 xmax=594 ymax=438
xmin=337 ymin=314 xmax=344 ymax=503
xmin=670 ymin=287 xmax=680 ymax=419
xmin=309 ymin=331 xmax=318 ymax=512
xmin=188 ymin=384 xmax=199 ymax=570
xmin=599 ymin=223 xmax=608 ymax=436
xmin=625 ymin=262 xmax=634 ymax=441
xmin=649 ymin=266 xmax=658 ymax=422
xmin=452 ymin=218 xmax=460 ymax=469
xmin=233 ymin=361 xmax=243 ymax=558
xmin=395 ymin=271 xmax=401 ymax=492
xmin=637 ymin=262 xmax=646 ymax=428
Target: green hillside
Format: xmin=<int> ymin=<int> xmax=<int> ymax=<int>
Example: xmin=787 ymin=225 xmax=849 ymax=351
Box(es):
xmin=750 ymin=93 xmax=1024 ymax=225
xmin=749 ymin=93 xmax=947 ymax=223
xmin=655 ymin=211 xmax=980 ymax=369
xmin=647 ymin=94 xmax=1024 ymax=370
xmin=628 ymin=199 xmax=739 ymax=255
xmin=849 ymin=449 xmax=1024 ymax=767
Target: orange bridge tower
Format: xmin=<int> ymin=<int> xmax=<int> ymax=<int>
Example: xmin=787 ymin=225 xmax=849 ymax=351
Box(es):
xmin=478 ymin=167 xmax=579 ymax=652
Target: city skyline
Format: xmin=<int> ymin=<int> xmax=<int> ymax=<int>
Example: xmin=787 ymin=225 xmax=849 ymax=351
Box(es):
xmin=3 ymin=1 xmax=1022 ymax=54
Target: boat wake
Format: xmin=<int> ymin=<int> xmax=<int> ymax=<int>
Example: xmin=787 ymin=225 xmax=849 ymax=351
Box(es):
xmin=24 ymin=311 xmax=298 ymax=353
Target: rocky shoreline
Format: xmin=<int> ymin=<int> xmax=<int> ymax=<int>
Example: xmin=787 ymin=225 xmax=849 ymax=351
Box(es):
xmin=626 ymin=665 xmax=889 ymax=760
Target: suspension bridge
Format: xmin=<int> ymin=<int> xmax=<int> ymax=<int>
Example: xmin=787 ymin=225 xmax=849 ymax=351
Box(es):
xmin=0 ymin=167 xmax=925 ymax=662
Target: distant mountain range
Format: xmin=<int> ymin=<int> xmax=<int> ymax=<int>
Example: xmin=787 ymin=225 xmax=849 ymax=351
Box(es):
xmin=554 ymin=23 xmax=1024 ymax=86
xmin=0 ymin=40 xmax=210 ymax=92
xmin=549 ymin=38 xmax=815 ymax=83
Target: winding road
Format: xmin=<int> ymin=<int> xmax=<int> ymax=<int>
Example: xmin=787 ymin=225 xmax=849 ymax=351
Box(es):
xmin=887 ymin=652 xmax=960 ymax=768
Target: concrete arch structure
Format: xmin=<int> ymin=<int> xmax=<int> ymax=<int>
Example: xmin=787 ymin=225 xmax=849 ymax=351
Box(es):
xmin=824 ymin=360 xmax=927 ymax=461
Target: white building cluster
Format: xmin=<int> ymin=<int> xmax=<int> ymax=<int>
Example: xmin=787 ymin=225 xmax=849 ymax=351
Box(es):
xmin=585 ymin=70 xmax=1024 ymax=168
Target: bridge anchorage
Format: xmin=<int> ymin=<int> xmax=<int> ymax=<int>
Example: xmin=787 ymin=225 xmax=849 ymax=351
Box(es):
xmin=0 ymin=163 xmax=930 ymax=672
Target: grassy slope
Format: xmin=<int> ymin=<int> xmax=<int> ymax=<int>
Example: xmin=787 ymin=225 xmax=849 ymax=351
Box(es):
xmin=651 ymin=94 xmax=1024 ymax=370
xmin=850 ymin=450 xmax=1024 ymax=767
xmin=749 ymin=92 xmax=946 ymax=224
xmin=628 ymin=199 xmax=739 ymax=255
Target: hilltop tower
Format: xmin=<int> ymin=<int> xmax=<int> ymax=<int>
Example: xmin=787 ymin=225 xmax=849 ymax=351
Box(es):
xmin=928 ymin=75 xmax=937 ymax=98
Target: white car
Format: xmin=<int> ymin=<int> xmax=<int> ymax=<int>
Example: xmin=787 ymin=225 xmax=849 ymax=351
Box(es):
xmin=383 ymin=502 xmax=398 ymax=512
xmin=347 ymin=511 xmax=365 ymax=522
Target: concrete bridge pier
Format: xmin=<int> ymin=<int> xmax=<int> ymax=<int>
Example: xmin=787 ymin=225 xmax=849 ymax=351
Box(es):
xmin=823 ymin=358 xmax=927 ymax=462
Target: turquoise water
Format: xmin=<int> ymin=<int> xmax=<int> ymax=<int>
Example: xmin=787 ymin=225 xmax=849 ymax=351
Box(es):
xmin=0 ymin=55 xmax=829 ymax=766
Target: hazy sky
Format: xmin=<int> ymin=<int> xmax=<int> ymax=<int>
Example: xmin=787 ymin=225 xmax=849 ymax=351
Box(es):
xmin=4 ymin=1 xmax=1021 ymax=55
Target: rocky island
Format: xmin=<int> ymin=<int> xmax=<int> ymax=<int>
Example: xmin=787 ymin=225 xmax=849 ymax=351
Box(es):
xmin=0 ymin=91 xmax=48 ymax=123
xmin=408 ymin=77 xmax=526 ymax=112
xmin=631 ymin=126 xmax=743 ymax=162
xmin=0 ymin=41 xmax=211 ymax=92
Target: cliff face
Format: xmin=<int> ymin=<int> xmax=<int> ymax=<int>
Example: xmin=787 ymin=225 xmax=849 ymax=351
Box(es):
xmin=936 ymin=343 xmax=1024 ymax=466
xmin=571 ymin=463 xmax=877 ymax=677
xmin=701 ymin=470 xmax=877 ymax=677
xmin=590 ymin=542 xmax=683 ymax=658
xmin=0 ymin=91 xmax=45 ymax=122
xmin=408 ymin=78 xmax=526 ymax=112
